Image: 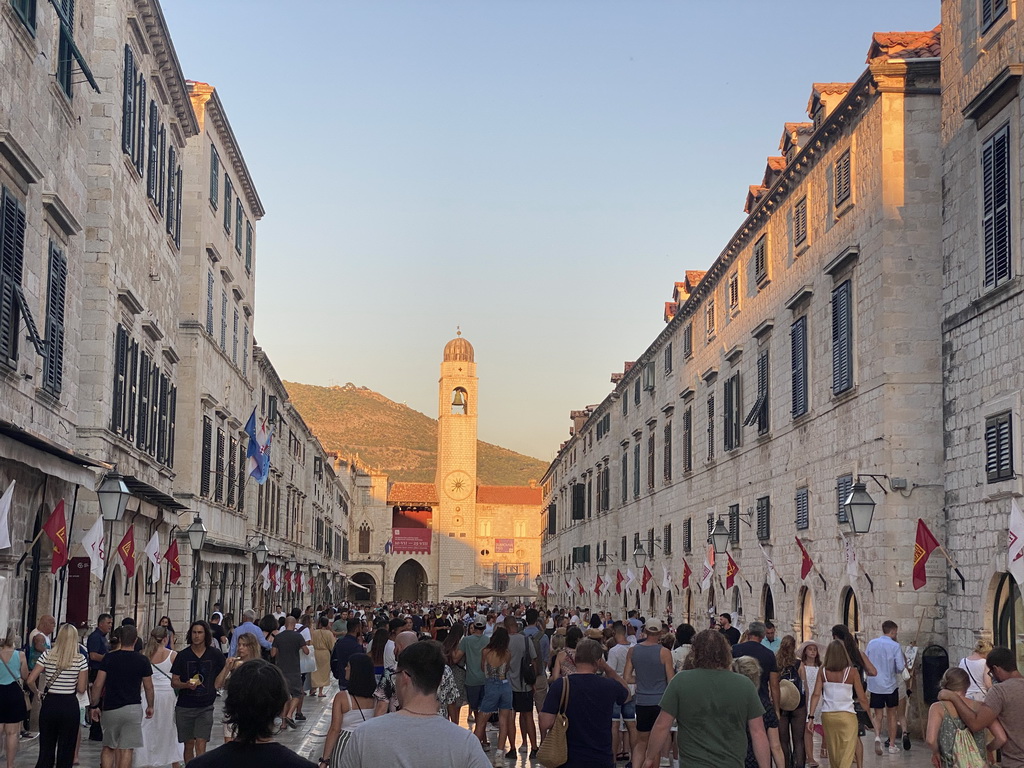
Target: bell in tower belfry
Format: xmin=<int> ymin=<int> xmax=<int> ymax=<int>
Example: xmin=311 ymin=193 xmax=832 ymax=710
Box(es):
xmin=451 ymin=387 xmax=467 ymax=414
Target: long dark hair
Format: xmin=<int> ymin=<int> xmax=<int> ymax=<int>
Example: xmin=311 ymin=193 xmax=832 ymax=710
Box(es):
xmin=674 ymin=624 xmax=696 ymax=649
xmin=486 ymin=627 xmax=510 ymax=656
xmin=831 ymin=624 xmax=865 ymax=668
xmin=442 ymin=622 xmax=464 ymax=657
xmin=223 ymin=659 xmax=288 ymax=743
xmin=369 ymin=628 xmax=389 ymax=667
xmin=158 ymin=616 xmax=175 ymax=635
xmin=565 ymin=626 xmax=583 ymax=650
xmin=345 ymin=653 xmax=376 ymax=699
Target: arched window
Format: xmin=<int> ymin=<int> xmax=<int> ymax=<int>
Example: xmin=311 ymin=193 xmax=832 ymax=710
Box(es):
xmin=994 ymin=572 xmax=1023 ymax=669
xmin=842 ymin=587 xmax=860 ymax=634
xmin=762 ymin=584 xmax=775 ymax=622
xmin=451 ymin=388 xmax=468 ymax=415
xmin=357 ymin=522 xmax=371 ymax=554
xmin=799 ymin=586 xmax=814 ymax=643
xmin=732 ymin=586 xmax=743 ymax=618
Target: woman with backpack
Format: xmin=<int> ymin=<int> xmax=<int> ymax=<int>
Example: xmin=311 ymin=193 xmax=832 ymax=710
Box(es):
xmin=777 ymin=635 xmax=806 ymax=768
xmin=925 ymin=667 xmax=1005 ymax=768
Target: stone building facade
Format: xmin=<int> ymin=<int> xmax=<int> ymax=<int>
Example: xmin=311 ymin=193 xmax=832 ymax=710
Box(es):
xmin=345 ymin=335 xmax=543 ymax=604
xmin=541 ymin=30 xmax=945 ymax=649
xmin=940 ymin=0 xmax=1024 ymax=669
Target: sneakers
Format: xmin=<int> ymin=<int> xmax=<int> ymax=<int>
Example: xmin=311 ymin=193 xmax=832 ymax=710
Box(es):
xmin=888 ymin=745 xmax=901 ymax=754
xmin=874 ymin=738 xmax=883 ymax=755
xmin=903 ymin=731 xmax=911 ymax=750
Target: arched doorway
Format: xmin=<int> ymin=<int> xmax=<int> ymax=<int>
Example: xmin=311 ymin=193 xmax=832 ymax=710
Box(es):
xmin=842 ymin=587 xmax=860 ymax=633
xmin=394 ymin=560 xmax=428 ymax=603
xmin=706 ymin=586 xmax=716 ymax=627
xmin=347 ymin=572 xmax=377 ymax=603
xmin=798 ymin=586 xmax=814 ymax=642
xmin=762 ymin=584 xmax=775 ymax=622
xmin=731 ymin=586 xmax=743 ymax=619
xmin=993 ymin=572 xmax=1023 ymax=670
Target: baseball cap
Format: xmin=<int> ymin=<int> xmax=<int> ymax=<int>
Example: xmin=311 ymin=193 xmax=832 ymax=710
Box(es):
xmin=645 ymin=620 xmax=662 ymax=633
xmin=473 ymin=618 xmax=486 ymax=629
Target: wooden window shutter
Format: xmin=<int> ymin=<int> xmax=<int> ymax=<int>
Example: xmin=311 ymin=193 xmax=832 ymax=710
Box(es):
xmin=836 ymin=474 xmax=853 ymax=523
xmin=42 ymin=242 xmax=67 ymax=394
xmin=571 ymin=483 xmax=585 ymax=520
xmin=237 ymin=440 xmax=246 ymax=511
xmin=756 ymin=496 xmax=771 ymax=540
xmin=167 ymin=385 xmax=176 ymax=468
xmin=146 ymin=101 xmax=158 ymax=199
xmin=682 ymin=406 xmax=692 ymax=472
xmin=215 ymin=427 xmax=226 ymax=501
xmin=156 ymin=126 xmax=166 ymax=213
xmin=0 ymin=188 xmax=27 ymax=366
xmin=135 ymin=74 xmax=146 ymax=175
xmin=835 ymin=149 xmax=851 ymax=206
xmin=136 ymin=352 xmax=149 ymax=447
xmin=729 ymin=504 xmax=740 ymax=544
xmin=633 ymin=442 xmax=641 ymax=496
xmin=111 ymin=324 xmax=128 ymax=433
xmin=982 ymin=125 xmax=1011 ymax=288
xmin=201 ymin=417 xmax=213 ymax=497
xmin=647 ymin=433 xmax=655 ymax=488
xmin=235 ymin=199 xmax=243 ymax=252
xmin=683 ymin=518 xmax=691 ymax=553
xmin=122 ymin=46 xmax=135 ymax=155
xmin=165 ymin=146 xmax=177 ymax=236
xmin=206 ymin=272 xmax=215 ymax=335
xmin=663 ymin=423 xmax=672 ymax=481
xmin=794 ymin=198 xmax=807 ymax=245
xmin=707 ymin=394 xmax=715 ymax=461
xmin=147 ymin=363 xmax=159 ymax=454
xmin=245 ymin=221 xmax=253 ymax=272
xmin=125 ymin=339 xmax=138 ymax=443
xmin=227 ymin=437 xmax=237 ymax=506
xmin=791 ymin=316 xmax=808 ymax=417
xmin=986 ymin=412 xmax=1014 ymax=483
xmin=174 ymin=167 xmax=182 ymax=246
xmin=209 ymin=146 xmax=219 ymax=208
xmin=156 ymin=373 xmax=168 ymax=464
xmin=831 ymin=280 xmax=853 ymax=394
xmin=796 ymin=487 xmax=809 ymax=530
xmin=621 ymin=451 xmax=628 ymax=502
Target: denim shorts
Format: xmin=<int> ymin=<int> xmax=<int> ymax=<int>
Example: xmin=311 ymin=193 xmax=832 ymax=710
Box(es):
xmin=479 ymin=679 xmax=512 ymax=712
xmin=612 ymin=699 xmax=636 ymax=721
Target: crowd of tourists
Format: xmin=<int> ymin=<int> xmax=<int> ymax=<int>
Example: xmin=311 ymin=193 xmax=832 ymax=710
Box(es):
xmin=0 ymin=602 xmax=1022 ymax=768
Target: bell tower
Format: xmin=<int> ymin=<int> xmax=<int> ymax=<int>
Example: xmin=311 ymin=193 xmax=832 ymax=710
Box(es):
xmin=435 ymin=331 xmax=479 ymax=591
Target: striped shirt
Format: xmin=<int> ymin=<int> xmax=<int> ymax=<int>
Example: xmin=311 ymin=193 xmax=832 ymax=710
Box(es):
xmin=36 ymin=650 xmax=87 ymax=695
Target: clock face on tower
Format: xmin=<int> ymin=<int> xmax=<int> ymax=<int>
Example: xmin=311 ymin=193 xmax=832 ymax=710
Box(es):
xmin=444 ymin=470 xmax=473 ymax=501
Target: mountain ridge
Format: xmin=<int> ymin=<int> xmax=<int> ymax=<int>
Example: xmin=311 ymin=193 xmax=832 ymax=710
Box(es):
xmin=283 ymin=380 xmax=548 ymax=486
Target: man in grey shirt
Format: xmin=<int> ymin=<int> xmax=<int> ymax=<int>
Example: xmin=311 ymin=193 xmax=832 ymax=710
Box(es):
xmin=271 ymin=616 xmax=308 ymax=728
xmin=338 ymin=640 xmax=489 ymax=768
xmin=505 ymin=616 xmax=538 ymax=758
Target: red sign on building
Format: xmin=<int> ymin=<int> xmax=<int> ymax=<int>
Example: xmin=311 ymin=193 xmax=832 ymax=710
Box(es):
xmin=495 ymin=538 xmax=514 ymax=553
xmin=392 ymin=528 xmax=431 ymax=554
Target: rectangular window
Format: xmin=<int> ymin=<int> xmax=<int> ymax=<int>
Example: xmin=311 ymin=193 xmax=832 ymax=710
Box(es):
xmin=135 ymin=73 xmax=146 ymax=176
xmin=146 ymin=102 xmax=158 ymax=200
xmin=547 ymin=504 xmax=557 ymax=535
xmin=647 ymin=528 xmax=655 ymax=559
xmin=200 ymin=416 xmax=213 ymax=498
xmin=982 ymin=124 xmax=1011 ymax=288
xmin=706 ymin=299 xmax=716 ymax=338
xmin=756 ymin=496 xmax=771 ymax=541
xmin=571 ymin=483 xmax=585 ymax=520
xmin=621 ymin=535 xmax=627 ymax=562
xmin=209 ymin=145 xmax=220 ymax=209
xmin=744 ymin=349 xmax=770 ymax=434
xmin=683 ymin=518 xmax=692 ymax=553
xmin=796 ymin=487 xmax=810 ymax=530
xmin=227 ymin=437 xmax=237 ymax=507
xmin=794 ymin=197 xmax=808 ymax=246
xmin=245 ymin=221 xmax=253 ymax=273
xmin=215 ymin=428 xmax=226 ymax=502
xmin=664 ymin=342 xmax=673 ymax=373
xmin=835 ymin=149 xmax=852 ymax=207
xmin=235 ymin=199 xmax=243 ymax=253
xmin=232 ymin=308 xmax=239 ymax=365
xmin=223 ymin=177 xmax=233 ymax=234
xmin=724 ymin=372 xmax=741 ymax=451
xmin=135 ymin=352 xmax=149 ymax=448
xmin=165 ymin=146 xmax=178 ymax=238
xmin=55 ymin=0 xmax=74 ymax=97
xmin=837 ymin=474 xmax=853 ymax=524
xmin=633 ymin=443 xmax=641 ymax=498
xmin=41 ymin=242 xmax=67 ymax=395
xmin=110 ymin=324 xmax=128 ymax=433
xmin=791 ymin=316 xmax=808 ymax=418
xmin=663 ymin=422 xmax=672 ymax=481
xmin=11 ymin=0 xmax=35 ymax=31
xmin=156 ymin=127 xmax=166 ymax=213
xmin=982 ymin=0 xmax=1009 ymax=31
xmin=728 ymin=272 xmax=739 ymax=311
xmin=986 ymin=411 xmax=1014 ymax=483
xmin=587 ymin=478 xmax=593 ymax=518
xmin=621 ymin=451 xmax=628 ymax=502
xmin=237 ymin=440 xmax=245 ymax=511
xmin=242 ymin=325 xmax=249 ymax=377
xmin=754 ymin=235 xmax=767 ymax=284
xmin=622 ymin=392 xmax=628 ymax=417
xmin=647 ymin=432 xmax=655 ymax=489
xmin=122 ymin=46 xmax=136 ymax=156
xmin=634 ymin=378 xmax=641 ymax=405
xmin=600 ymin=466 xmax=609 ymax=511
xmin=683 ymin=323 xmax=693 ymax=358
xmin=173 ymin=166 xmax=182 ymax=247
xmin=831 ymin=280 xmax=853 ymax=394
xmin=220 ymin=290 xmax=228 ymax=351
xmin=124 ymin=340 xmax=138 ymax=444
xmin=682 ymin=406 xmax=692 ymax=472
xmin=0 ymin=188 xmax=28 ymax=367
xmin=728 ymin=503 xmax=740 ymax=544
xmin=707 ymin=394 xmax=715 ymax=461
xmin=206 ymin=272 xmax=215 ymax=335
xmin=664 ymin=524 xmax=672 ymax=556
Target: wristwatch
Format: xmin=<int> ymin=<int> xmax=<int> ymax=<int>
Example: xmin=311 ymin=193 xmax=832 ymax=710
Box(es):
xmin=317 ymin=759 xmax=329 ymax=766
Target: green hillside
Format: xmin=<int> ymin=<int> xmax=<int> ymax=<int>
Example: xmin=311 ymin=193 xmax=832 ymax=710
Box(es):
xmin=284 ymin=381 xmax=548 ymax=486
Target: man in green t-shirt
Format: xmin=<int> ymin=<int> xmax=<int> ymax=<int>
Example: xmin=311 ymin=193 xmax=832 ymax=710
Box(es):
xmin=640 ymin=629 xmax=769 ymax=768
xmin=458 ymin=619 xmax=490 ymax=741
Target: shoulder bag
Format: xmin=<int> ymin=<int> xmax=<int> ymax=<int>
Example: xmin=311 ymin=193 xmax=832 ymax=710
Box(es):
xmin=1 ymin=651 xmax=31 ymax=709
xmin=536 ymin=675 xmax=569 ymax=768
xmin=521 ymin=636 xmax=538 ymax=686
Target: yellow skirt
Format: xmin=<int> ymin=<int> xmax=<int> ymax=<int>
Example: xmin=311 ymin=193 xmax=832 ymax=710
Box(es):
xmin=821 ymin=711 xmax=859 ymax=768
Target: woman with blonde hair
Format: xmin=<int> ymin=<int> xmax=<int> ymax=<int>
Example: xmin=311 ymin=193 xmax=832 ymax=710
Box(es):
xmin=310 ymin=616 xmax=335 ymax=697
xmin=0 ymin=628 xmax=29 ymax=768
xmin=25 ymin=624 xmax=86 ymax=768
xmin=806 ymin=640 xmax=870 ymax=768
xmin=133 ymin=625 xmax=182 ymax=768
xmin=925 ymin=666 xmax=1005 ymax=767
xmin=958 ymin=638 xmax=993 ymax=703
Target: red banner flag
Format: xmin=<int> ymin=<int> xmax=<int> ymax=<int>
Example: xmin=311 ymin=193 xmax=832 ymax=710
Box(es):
xmin=681 ymin=560 xmax=692 ymax=589
xmin=42 ymin=500 xmax=69 ymax=573
xmin=117 ymin=525 xmax=136 ymax=578
xmin=641 ymin=565 xmax=653 ymax=594
xmin=913 ymin=518 xmax=942 ymax=590
xmin=615 ymin=569 xmax=625 ymax=595
xmin=576 ymin=577 xmax=585 ymax=596
xmin=726 ymin=553 xmax=740 ymax=589
xmin=164 ymin=540 xmax=181 ymax=584
xmin=796 ymin=537 xmax=813 ymax=579
xmin=595 ymin=574 xmax=604 ymax=597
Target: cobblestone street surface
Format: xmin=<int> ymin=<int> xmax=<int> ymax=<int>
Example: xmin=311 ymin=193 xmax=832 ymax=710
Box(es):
xmin=10 ymin=683 xmax=946 ymax=768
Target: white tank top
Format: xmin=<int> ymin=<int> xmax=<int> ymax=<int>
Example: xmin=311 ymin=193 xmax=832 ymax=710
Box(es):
xmin=820 ymin=667 xmax=856 ymax=714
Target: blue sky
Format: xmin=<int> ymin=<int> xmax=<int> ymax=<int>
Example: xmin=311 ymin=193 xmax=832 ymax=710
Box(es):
xmin=162 ymin=0 xmax=938 ymax=462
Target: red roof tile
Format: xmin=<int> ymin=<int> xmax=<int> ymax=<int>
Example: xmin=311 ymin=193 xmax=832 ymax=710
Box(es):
xmin=685 ymin=270 xmax=707 ymax=287
xmin=664 ymin=302 xmax=677 ymax=322
xmin=477 ymin=485 xmax=543 ymax=505
xmin=387 ymin=482 xmax=438 ymax=504
xmin=744 ymin=185 xmax=767 ymax=214
xmin=867 ymin=26 xmax=941 ymax=63
xmin=766 ymin=157 xmax=787 ymax=172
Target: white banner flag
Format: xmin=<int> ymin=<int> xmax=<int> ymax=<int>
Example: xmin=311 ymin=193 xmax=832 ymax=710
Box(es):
xmin=662 ymin=565 xmax=673 ymax=592
xmin=144 ymin=531 xmax=161 ymax=583
xmin=0 ymin=480 xmax=14 ymax=550
xmin=260 ymin=564 xmax=271 ymax=591
xmin=1009 ymin=498 xmax=1024 ymax=585
xmin=758 ymin=542 xmax=776 ymax=586
xmin=623 ymin=568 xmax=637 ymax=593
xmin=80 ymin=517 xmax=105 ymax=579
xmin=842 ymin=532 xmax=858 ymax=585
xmin=700 ymin=545 xmax=715 ymax=591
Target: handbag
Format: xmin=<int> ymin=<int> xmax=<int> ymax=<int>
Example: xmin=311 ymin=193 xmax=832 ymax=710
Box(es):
xmin=299 ymin=647 xmax=317 ymax=674
xmin=536 ymin=674 xmax=569 ymax=768
xmin=0 ymin=652 xmax=30 ymax=709
xmin=521 ymin=636 xmax=538 ymax=686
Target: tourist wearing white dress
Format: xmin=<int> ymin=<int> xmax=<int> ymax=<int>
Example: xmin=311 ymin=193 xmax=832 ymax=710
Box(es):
xmin=134 ymin=627 xmax=183 ymax=768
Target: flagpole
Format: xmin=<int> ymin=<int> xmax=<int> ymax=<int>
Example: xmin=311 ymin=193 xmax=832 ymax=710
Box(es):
xmin=55 ymin=484 xmax=79 ymax=622
xmin=936 ymin=544 xmax=966 ymax=590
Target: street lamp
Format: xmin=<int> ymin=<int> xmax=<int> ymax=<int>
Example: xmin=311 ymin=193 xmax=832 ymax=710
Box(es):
xmin=287 ymin=555 xmax=297 ymax=573
xmin=253 ymin=540 xmax=269 ymax=565
xmin=632 ymin=544 xmax=647 ymax=570
xmin=843 ymin=483 xmax=876 ymax=534
xmin=186 ymin=514 xmax=208 ymax=621
xmin=595 ymin=553 xmax=613 ymax=577
xmin=710 ymin=518 xmax=731 ymax=555
xmin=97 ymin=473 xmax=131 ymax=522
xmin=310 ymin=562 xmax=321 ymax=577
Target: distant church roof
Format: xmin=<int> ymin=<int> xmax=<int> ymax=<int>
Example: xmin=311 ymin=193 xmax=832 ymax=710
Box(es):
xmin=387 ymin=482 xmax=438 ymax=505
xmin=444 ymin=332 xmax=474 ymax=363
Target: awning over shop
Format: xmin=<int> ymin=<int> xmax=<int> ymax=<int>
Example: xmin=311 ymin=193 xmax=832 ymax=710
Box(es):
xmin=0 ymin=419 xmax=109 ymax=488
xmin=122 ymin=475 xmax=189 ymax=512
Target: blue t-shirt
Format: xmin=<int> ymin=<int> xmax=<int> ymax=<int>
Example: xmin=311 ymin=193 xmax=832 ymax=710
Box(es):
xmin=542 ymin=674 xmax=627 ymax=768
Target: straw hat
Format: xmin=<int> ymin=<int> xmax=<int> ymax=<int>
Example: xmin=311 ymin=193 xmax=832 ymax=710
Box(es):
xmin=779 ymin=679 xmax=801 ymax=712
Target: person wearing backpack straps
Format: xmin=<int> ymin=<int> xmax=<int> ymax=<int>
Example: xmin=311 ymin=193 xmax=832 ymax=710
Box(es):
xmin=926 ymin=667 xmax=1005 ymax=768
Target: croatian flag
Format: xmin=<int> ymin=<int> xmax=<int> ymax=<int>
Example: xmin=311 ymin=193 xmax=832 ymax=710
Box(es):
xmin=244 ymin=408 xmax=273 ymax=485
